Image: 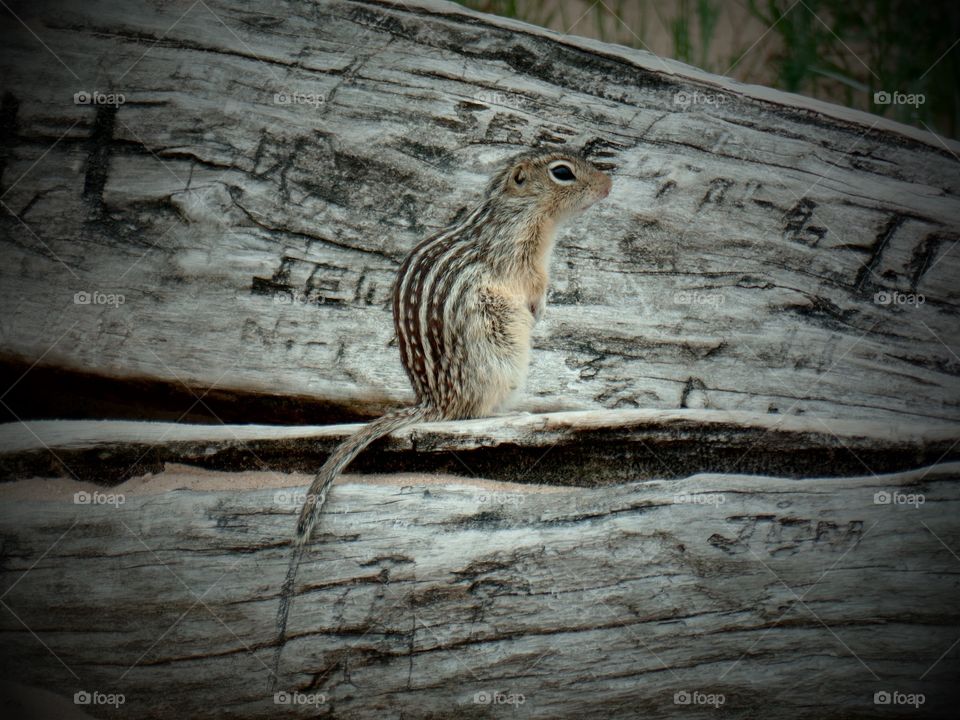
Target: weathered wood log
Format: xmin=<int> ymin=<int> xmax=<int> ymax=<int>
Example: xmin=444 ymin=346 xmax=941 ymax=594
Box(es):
xmin=1 ymin=461 xmax=958 ymax=718
xmin=0 ymin=0 xmax=958 ymax=424
xmin=1 ymin=409 xmax=958 ymax=485
xmin=2 ymin=0 xmax=960 ymax=717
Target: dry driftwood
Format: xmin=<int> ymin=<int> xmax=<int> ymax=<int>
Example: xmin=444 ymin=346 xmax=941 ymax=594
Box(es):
xmin=0 ymin=0 xmax=958 ymax=425
xmin=1 ymin=0 xmax=960 ymax=718
xmin=0 ymin=461 xmax=958 ymax=719
xmin=0 ymin=409 xmax=958 ymax=485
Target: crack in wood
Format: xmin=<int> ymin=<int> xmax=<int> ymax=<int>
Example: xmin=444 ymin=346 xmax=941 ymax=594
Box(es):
xmin=855 ymin=213 xmax=905 ymax=292
xmin=0 ymin=91 xmax=19 ymax=194
xmin=907 ymin=231 xmax=951 ymax=291
xmin=81 ymin=103 xmax=117 ymax=215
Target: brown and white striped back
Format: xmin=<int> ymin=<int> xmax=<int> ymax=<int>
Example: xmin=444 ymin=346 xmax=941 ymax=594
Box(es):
xmin=392 ymin=204 xmax=492 ymax=416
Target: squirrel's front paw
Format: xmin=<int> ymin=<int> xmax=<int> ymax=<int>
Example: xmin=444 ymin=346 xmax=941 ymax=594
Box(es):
xmin=529 ymin=299 xmax=545 ymax=322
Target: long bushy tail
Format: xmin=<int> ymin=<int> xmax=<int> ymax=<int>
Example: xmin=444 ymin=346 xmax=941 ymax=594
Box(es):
xmin=271 ymin=404 xmax=433 ymax=688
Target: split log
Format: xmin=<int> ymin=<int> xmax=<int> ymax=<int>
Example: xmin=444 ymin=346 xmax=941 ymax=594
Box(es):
xmin=0 ymin=0 xmax=957 ymax=424
xmin=1 ymin=0 xmax=960 ymax=718
xmin=1 ymin=460 xmax=958 ymax=718
xmin=0 ymin=409 xmax=959 ymax=485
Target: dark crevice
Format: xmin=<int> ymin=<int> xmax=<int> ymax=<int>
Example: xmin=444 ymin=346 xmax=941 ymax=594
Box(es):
xmin=81 ymin=103 xmax=117 ymax=215
xmin=0 ymin=357 xmax=384 ymax=428
xmin=0 ymin=91 xmax=20 ymax=195
xmin=855 ymin=214 xmax=905 ymax=293
xmin=2 ymin=393 xmax=958 ymax=486
xmin=908 ymin=232 xmax=951 ymax=291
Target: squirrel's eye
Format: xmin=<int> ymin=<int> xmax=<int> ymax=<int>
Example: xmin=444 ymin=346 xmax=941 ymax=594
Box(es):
xmin=549 ymin=164 xmax=576 ymax=183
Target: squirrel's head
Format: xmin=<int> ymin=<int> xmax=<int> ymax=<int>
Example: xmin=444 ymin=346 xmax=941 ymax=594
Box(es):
xmin=492 ymin=149 xmax=612 ymax=221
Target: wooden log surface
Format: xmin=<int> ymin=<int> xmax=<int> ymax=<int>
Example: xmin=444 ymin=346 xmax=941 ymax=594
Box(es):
xmin=0 ymin=460 xmax=958 ymax=718
xmin=1 ymin=0 xmax=960 ymax=717
xmin=0 ymin=0 xmax=958 ymax=424
xmin=0 ymin=409 xmax=958 ymax=485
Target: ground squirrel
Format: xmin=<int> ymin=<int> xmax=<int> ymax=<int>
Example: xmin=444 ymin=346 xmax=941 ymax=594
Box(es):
xmin=272 ymin=148 xmax=612 ymax=682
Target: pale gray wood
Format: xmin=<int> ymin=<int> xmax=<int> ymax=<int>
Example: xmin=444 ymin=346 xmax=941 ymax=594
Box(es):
xmin=0 ymin=0 xmax=958 ymax=424
xmin=1 ymin=410 xmax=958 ymax=483
xmin=0 ymin=462 xmax=957 ymax=718
xmin=1 ymin=1 xmax=959 ymax=717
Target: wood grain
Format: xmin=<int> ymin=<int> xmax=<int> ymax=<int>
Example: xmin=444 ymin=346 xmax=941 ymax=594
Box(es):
xmin=1 ymin=409 xmax=958 ymax=485
xmin=1 ymin=0 xmax=959 ymax=717
xmin=1 ymin=462 xmax=957 ymax=718
xmin=0 ymin=0 xmax=957 ymax=424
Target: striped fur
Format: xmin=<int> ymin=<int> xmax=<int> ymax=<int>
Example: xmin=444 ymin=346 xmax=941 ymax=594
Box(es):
xmin=272 ymin=148 xmax=611 ymax=686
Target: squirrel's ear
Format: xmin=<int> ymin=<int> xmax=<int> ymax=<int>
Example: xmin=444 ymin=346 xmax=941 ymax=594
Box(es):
xmin=512 ymin=164 xmax=527 ymax=186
